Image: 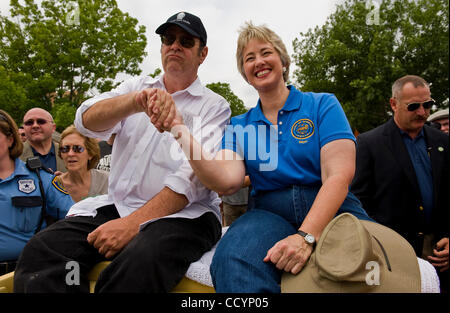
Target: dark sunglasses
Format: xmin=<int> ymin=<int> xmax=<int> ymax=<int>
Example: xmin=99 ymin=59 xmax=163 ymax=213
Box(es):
xmin=59 ymin=145 xmax=86 ymax=154
xmin=160 ymin=33 xmax=196 ymax=49
xmin=24 ymin=118 xmax=52 ymax=126
xmin=406 ymin=99 xmax=435 ymax=112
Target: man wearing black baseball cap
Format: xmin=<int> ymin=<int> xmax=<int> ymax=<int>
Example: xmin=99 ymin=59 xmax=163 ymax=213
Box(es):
xmin=156 ymin=11 xmax=207 ymax=45
xmin=14 ymin=12 xmax=231 ymax=293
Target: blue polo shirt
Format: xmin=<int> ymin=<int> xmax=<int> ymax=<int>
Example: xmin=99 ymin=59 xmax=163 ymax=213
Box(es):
xmin=400 ymin=129 xmax=433 ymax=227
xmin=222 ymin=85 xmax=355 ymax=194
xmin=0 ymin=158 xmax=74 ymax=261
xmin=31 ymin=142 xmax=57 ymax=173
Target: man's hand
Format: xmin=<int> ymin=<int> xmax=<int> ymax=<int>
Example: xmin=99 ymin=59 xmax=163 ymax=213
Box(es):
xmin=428 ymin=237 xmax=449 ymax=272
xmin=87 ymin=216 xmax=140 ymax=259
xmin=135 ymin=89 xmax=183 ymax=133
xmin=263 ymin=234 xmax=313 ymax=275
xmin=134 ymin=88 xmax=158 ymax=115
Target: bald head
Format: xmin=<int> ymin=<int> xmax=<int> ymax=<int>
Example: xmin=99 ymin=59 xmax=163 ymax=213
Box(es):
xmin=23 ymin=108 xmax=54 ymax=122
xmin=23 ymin=107 xmax=56 ymax=147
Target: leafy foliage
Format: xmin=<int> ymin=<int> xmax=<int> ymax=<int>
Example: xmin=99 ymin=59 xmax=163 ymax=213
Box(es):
xmin=292 ymin=0 xmax=449 ymax=132
xmin=0 ymin=0 xmax=147 ymax=131
xmin=206 ymin=82 xmax=248 ymax=117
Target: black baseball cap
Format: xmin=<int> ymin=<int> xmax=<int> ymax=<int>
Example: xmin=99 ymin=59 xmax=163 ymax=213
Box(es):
xmin=155 ymin=12 xmax=207 ymax=45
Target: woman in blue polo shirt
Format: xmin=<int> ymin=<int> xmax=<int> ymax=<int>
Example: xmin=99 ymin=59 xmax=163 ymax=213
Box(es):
xmin=0 ymin=110 xmax=74 ymax=273
xmin=149 ymin=22 xmax=372 ymax=293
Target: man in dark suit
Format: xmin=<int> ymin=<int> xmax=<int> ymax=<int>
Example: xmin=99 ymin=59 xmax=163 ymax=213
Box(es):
xmin=351 ymin=75 xmax=448 ymax=290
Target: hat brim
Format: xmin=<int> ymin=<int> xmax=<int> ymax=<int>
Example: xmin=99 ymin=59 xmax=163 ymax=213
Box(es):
xmin=281 ymin=214 xmax=421 ymax=293
xmin=427 ymin=109 xmax=449 ymax=122
xmin=155 ymin=21 xmax=203 ymax=43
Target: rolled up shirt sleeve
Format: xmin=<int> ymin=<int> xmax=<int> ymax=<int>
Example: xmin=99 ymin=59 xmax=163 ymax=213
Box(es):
xmin=163 ymin=97 xmax=231 ymax=204
xmin=74 ymin=76 xmax=151 ymax=141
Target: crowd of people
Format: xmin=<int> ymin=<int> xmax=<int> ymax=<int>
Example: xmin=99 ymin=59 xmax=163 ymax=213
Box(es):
xmin=0 ymin=11 xmax=448 ymax=293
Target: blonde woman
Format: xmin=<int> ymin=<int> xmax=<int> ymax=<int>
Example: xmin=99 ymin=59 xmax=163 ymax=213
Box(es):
xmin=147 ymin=22 xmax=373 ymax=292
xmin=55 ymin=125 xmax=108 ymax=202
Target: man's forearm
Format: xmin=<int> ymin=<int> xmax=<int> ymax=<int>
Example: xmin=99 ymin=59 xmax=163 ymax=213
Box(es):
xmin=127 ymin=187 xmax=189 ymax=226
xmin=82 ymin=92 xmax=140 ymax=132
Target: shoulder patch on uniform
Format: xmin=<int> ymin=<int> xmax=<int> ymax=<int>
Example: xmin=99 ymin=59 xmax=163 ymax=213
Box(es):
xmin=52 ymin=176 xmax=69 ymax=195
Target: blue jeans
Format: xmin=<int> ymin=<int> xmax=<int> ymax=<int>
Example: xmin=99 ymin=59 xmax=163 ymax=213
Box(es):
xmin=210 ymin=185 xmax=372 ymax=293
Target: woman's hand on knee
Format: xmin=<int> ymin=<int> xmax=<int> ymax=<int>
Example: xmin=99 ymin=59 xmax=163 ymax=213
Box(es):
xmin=263 ymin=234 xmax=313 ymax=275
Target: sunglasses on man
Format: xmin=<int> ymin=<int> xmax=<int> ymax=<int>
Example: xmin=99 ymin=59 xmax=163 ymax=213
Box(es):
xmin=24 ymin=118 xmax=52 ymax=126
xmin=160 ymin=33 xmax=196 ymax=49
xmin=59 ymin=145 xmax=86 ymax=154
xmin=406 ymin=99 xmax=435 ymax=112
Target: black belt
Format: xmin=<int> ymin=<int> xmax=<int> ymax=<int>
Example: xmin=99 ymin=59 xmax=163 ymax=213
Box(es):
xmin=0 ymin=260 xmax=17 ymax=276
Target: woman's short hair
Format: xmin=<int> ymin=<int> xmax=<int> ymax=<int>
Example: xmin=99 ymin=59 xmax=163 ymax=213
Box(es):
xmin=236 ymin=21 xmax=291 ymax=83
xmin=59 ymin=125 xmax=100 ymax=170
xmin=0 ymin=109 xmax=23 ymax=159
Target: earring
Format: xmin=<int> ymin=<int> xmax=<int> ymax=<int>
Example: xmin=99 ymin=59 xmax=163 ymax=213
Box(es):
xmin=282 ymin=67 xmax=287 ymax=73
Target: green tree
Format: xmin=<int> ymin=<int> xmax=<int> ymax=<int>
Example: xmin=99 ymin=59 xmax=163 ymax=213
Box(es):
xmin=292 ymin=0 xmax=449 ymax=133
xmin=206 ymin=82 xmax=247 ymax=117
xmin=0 ymin=0 xmax=147 ymax=130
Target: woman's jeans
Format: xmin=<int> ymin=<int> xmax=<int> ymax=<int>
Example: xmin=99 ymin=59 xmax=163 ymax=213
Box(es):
xmin=210 ymin=185 xmax=372 ymax=293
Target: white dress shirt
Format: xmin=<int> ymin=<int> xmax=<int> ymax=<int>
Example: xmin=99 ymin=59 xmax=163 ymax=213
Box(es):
xmin=69 ymin=75 xmax=231 ymax=228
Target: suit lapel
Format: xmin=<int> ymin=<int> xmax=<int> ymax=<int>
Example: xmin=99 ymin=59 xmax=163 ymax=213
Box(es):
xmin=382 ymin=119 xmax=422 ymax=197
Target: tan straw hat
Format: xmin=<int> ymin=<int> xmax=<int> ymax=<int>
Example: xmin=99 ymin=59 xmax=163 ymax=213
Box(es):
xmin=281 ymin=213 xmax=421 ymax=293
xmin=427 ymin=108 xmax=449 ymax=122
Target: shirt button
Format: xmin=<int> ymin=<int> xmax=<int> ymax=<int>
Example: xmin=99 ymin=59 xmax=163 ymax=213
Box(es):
xmin=279 ymin=121 xmax=283 ymax=125
xmin=279 ymin=131 xmax=283 ymax=135
xmin=280 ymin=111 xmax=284 ymax=115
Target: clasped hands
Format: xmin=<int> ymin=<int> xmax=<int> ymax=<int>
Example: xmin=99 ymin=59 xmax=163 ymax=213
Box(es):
xmin=134 ymin=88 xmax=183 ymax=133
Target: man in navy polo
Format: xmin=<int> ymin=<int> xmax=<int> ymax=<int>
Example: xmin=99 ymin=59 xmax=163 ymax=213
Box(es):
xmin=19 ymin=108 xmax=66 ymax=173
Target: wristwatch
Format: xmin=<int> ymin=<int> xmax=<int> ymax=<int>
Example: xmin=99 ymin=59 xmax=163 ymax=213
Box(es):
xmin=296 ymin=230 xmax=316 ymax=247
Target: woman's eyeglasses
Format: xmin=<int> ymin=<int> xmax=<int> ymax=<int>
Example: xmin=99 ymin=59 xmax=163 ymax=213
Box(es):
xmin=59 ymin=145 xmax=86 ymax=154
xmin=406 ymin=99 xmax=435 ymax=112
xmin=24 ymin=118 xmax=52 ymax=126
xmin=160 ymin=33 xmax=196 ymax=49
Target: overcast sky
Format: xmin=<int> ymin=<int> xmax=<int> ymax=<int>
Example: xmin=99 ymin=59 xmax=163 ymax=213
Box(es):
xmin=0 ymin=0 xmax=341 ymax=108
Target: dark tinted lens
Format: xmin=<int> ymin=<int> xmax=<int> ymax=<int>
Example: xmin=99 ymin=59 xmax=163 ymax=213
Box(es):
xmin=407 ymin=102 xmax=420 ymax=111
xmin=422 ymin=100 xmax=434 ymax=109
xmin=161 ymin=34 xmax=195 ymax=48
xmin=179 ymin=36 xmax=195 ymax=48
xmin=161 ymin=34 xmax=176 ymax=46
xmin=60 ymin=145 xmax=71 ymax=153
xmin=407 ymin=99 xmax=435 ymax=112
xmin=72 ymin=145 xmax=85 ymax=153
xmin=60 ymin=145 xmax=85 ymax=153
xmin=24 ymin=118 xmax=48 ymax=126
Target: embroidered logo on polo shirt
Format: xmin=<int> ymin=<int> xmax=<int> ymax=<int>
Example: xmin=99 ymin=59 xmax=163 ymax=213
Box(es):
xmin=18 ymin=179 xmax=36 ymax=194
xmin=291 ymin=119 xmax=315 ymax=143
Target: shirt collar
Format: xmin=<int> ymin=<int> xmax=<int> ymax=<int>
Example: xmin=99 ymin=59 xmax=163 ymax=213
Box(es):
xmin=14 ymin=158 xmax=29 ymax=176
xmin=248 ymin=85 xmax=302 ymax=123
xmin=399 ymin=127 xmax=425 ymax=141
xmin=143 ymin=75 xmax=204 ymax=97
xmin=31 ymin=142 xmax=55 ymax=156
